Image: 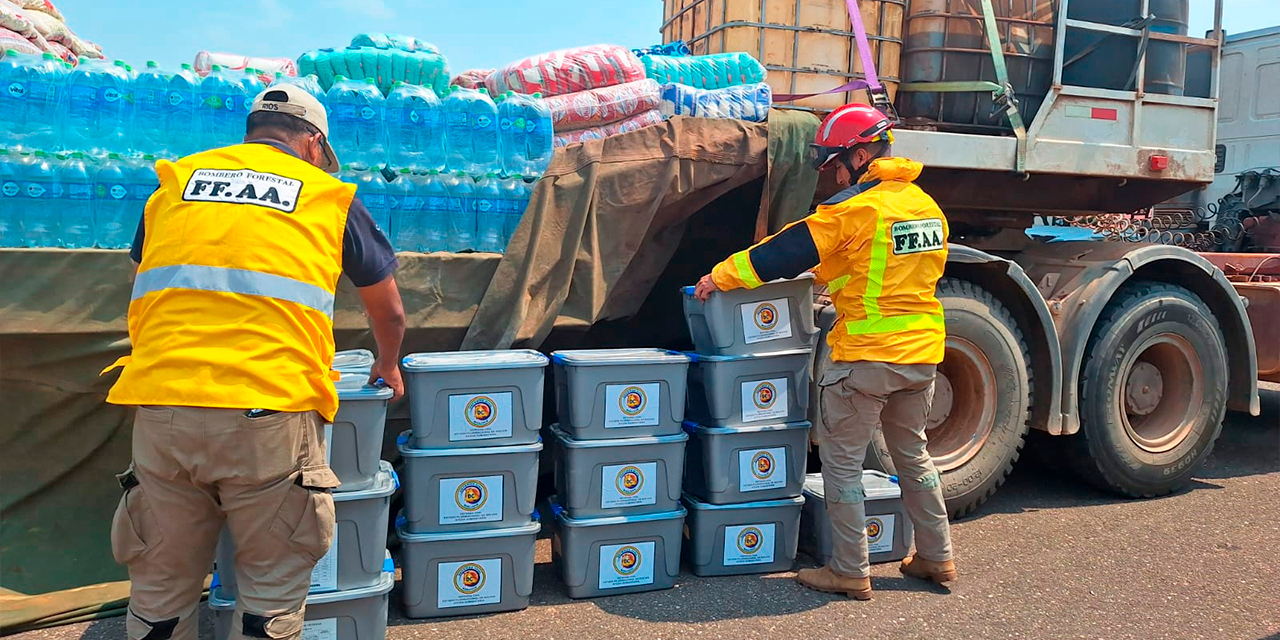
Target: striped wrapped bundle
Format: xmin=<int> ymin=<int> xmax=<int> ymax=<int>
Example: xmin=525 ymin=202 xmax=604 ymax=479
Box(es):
xmin=486 ymin=44 xmax=646 ymax=97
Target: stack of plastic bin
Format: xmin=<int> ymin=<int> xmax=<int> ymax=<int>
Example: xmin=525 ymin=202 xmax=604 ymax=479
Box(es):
xmin=210 ymin=354 xmax=398 ymax=640
xmin=547 ymin=348 xmax=691 ymax=599
xmin=678 ymin=275 xmax=818 ymax=577
xmin=396 ymin=350 xmax=547 ymax=618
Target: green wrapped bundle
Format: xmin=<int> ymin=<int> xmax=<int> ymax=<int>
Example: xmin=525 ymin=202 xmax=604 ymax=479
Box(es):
xmin=298 ymin=46 xmax=449 ymax=95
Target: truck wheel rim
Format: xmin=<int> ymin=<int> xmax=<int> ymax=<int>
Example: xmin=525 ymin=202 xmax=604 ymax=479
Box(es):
xmin=928 ymin=337 xmax=998 ymax=472
xmin=1120 ymin=334 xmax=1203 ymax=454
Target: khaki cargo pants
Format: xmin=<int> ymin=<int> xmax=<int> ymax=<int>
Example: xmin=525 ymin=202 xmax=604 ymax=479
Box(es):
xmin=111 ymin=406 xmax=339 ymax=640
xmin=816 ymin=360 xmax=953 ymax=578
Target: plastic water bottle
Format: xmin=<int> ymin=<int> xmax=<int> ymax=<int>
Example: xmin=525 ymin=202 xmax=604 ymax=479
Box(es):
xmin=445 ymin=171 xmax=475 ymax=251
xmin=326 ymin=77 xmax=385 ymax=170
xmin=133 ymin=61 xmax=169 ymax=157
xmin=442 ymin=87 xmax=472 ymax=173
xmin=497 ymin=92 xmax=525 ymax=177
xmin=93 ymin=153 xmax=131 ymax=248
xmin=21 ymin=150 xmax=57 ymax=246
xmin=197 ymin=65 xmax=245 ymax=150
xmin=385 ymin=82 xmax=444 ymax=173
xmin=343 ymin=166 xmax=390 ymax=235
xmin=389 ymin=168 xmax=422 ymax=251
xmin=240 ymin=68 xmax=264 ymax=110
xmin=64 ymin=58 xmax=131 ymax=156
xmin=419 ymin=169 xmax=449 ymax=252
xmin=524 ymin=93 xmax=554 ymax=176
xmin=58 ymin=152 xmax=94 ymax=248
xmin=20 ymin=53 xmax=65 ymax=152
xmin=127 ymin=155 xmax=158 ymax=236
xmin=499 ymin=174 xmax=528 ymax=245
xmin=270 ymin=73 xmax=326 ymax=104
xmin=474 ymin=173 xmax=503 ymax=253
xmin=0 ymin=51 xmax=30 ymax=146
xmin=0 ymin=148 xmax=19 ymax=247
xmin=166 ymin=64 xmax=200 ymax=157
xmin=471 ymin=88 xmax=499 ymax=174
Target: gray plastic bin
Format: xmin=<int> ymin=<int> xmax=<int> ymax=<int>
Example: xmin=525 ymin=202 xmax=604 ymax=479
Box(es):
xmin=685 ymin=348 xmax=813 ymax=427
xmin=209 ymin=554 xmax=393 ymax=640
xmin=682 ymin=493 xmax=804 ymax=577
xmin=215 ymin=462 xmax=397 ymax=597
xmin=550 ymin=425 xmax=687 ymax=519
xmin=681 ymin=274 xmax=818 ymax=356
xmin=401 ymin=350 xmax=548 ymax=449
xmin=397 ymin=431 xmax=541 ymax=534
xmin=397 ymin=515 xmax=539 ymax=618
xmin=551 ymin=349 xmax=690 ymax=440
xmin=683 ymin=420 xmax=810 ymax=504
xmin=550 ymin=498 xmax=685 ymax=599
xmin=800 ymin=471 xmax=913 ymax=565
xmin=333 ymin=348 xmax=375 ymax=373
xmin=330 ymin=373 xmax=393 ymax=493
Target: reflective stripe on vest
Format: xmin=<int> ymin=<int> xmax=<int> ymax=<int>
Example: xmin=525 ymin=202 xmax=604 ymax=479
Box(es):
xmin=730 ymin=250 xmax=764 ymax=289
xmin=842 ymin=214 xmax=944 ymax=336
xmin=132 ymin=264 xmax=336 ymax=318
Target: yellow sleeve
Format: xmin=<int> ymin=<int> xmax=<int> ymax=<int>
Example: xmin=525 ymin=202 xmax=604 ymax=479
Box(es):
xmin=709 ymin=203 xmax=858 ymax=292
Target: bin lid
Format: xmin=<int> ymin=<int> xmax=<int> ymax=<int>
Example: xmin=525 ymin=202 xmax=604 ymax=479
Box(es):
xmin=209 ymin=552 xmax=394 ymax=610
xmin=333 ymin=460 xmax=397 ymax=502
xmin=550 ymin=348 xmax=689 ymax=367
xmin=402 ymin=349 xmax=548 ymax=373
xmin=684 ymin=347 xmax=813 ymax=363
xmin=680 ymin=272 xmax=815 ymax=296
xmin=802 ymin=470 xmax=901 ymax=501
xmin=396 ymin=510 xmax=541 ymax=543
xmin=549 ymin=496 xmax=686 ymax=527
xmin=396 ymin=430 xmax=543 ymax=457
xmin=332 ymin=348 xmax=375 ymax=372
xmin=681 ymin=492 xmax=804 ymax=511
xmin=335 ymin=371 xmax=394 ymax=401
xmin=549 ymin=424 xmax=688 ymax=448
xmin=683 ymin=420 xmax=811 ymax=437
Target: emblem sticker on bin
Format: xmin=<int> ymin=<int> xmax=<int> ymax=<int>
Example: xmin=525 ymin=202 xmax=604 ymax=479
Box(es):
xmin=605 ymin=383 xmax=659 ymax=428
xmin=449 ymin=392 xmax=513 ymax=441
xmin=438 ymin=559 xmax=503 ymax=609
xmin=739 ymin=447 xmax=786 ymax=492
xmin=741 ymin=297 xmax=793 ymax=345
xmin=439 ymin=476 xmax=504 ymax=525
xmin=724 ymin=524 xmax=775 ymax=566
xmin=742 ymin=378 xmax=788 ymax=422
xmin=599 ymin=542 xmax=655 ymax=589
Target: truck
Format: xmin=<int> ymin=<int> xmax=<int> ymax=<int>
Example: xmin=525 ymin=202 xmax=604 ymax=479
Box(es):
xmin=792 ymin=0 xmax=1279 ymax=517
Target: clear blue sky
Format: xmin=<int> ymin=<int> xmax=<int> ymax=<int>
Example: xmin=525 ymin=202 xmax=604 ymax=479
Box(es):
xmin=52 ymin=0 xmax=1280 ymax=74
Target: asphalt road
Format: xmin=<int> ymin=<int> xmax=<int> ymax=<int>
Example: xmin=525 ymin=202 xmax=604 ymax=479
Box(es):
xmin=14 ymin=384 xmax=1279 ymax=640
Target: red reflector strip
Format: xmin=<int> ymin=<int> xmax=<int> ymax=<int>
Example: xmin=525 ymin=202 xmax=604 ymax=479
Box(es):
xmin=1091 ymin=108 xmax=1119 ymax=121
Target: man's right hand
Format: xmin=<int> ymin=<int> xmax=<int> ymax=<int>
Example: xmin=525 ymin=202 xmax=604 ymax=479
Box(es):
xmin=369 ymin=359 xmax=404 ymax=401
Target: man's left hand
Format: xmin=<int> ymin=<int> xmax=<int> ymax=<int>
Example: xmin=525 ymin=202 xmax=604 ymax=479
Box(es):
xmin=693 ymin=274 xmax=721 ymax=302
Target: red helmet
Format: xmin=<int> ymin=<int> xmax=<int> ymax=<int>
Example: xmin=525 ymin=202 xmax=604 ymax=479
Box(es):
xmin=810 ymin=104 xmax=894 ymax=170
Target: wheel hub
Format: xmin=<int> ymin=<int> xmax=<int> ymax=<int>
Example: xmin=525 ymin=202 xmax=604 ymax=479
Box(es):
xmin=1124 ymin=361 xmax=1164 ymax=416
xmin=1120 ymin=334 xmax=1204 ymax=454
xmin=926 ymin=374 xmax=954 ymax=430
xmin=925 ymin=338 xmax=998 ymax=472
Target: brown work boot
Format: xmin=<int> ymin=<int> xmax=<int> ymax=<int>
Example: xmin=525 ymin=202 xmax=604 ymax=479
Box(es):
xmin=795 ymin=566 xmax=872 ymax=600
xmin=899 ymin=553 xmax=958 ymax=586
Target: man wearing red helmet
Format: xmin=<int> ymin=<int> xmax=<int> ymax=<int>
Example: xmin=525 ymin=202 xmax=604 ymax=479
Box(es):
xmin=693 ymin=104 xmax=955 ymax=600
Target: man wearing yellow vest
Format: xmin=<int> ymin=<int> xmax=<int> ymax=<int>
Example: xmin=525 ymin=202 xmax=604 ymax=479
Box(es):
xmin=693 ymin=104 xmax=955 ymax=600
xmin=105 ymin=85 xmax=405 ymax=640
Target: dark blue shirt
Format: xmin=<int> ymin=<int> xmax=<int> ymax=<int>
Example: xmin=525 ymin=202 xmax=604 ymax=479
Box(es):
xmin=129 ymin=140 xmax=398 ymax=288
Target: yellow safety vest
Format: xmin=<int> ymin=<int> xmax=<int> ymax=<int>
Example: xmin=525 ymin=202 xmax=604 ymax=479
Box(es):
xmin=712 ymin=157 xmax=949 ymax=364
xmin=105 ymin=143 xmax=355 ymax=420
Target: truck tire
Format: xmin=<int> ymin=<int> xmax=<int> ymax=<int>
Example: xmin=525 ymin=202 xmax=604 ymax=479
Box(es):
xmin=1070 ymin=282 xmax=1227 ymax=497
xmin=865 ymin=278 xmax=1033 ymax=519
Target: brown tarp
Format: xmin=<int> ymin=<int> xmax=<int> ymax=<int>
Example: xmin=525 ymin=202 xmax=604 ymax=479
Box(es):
xmin=0 ymin=111 xmax=819 ymax=632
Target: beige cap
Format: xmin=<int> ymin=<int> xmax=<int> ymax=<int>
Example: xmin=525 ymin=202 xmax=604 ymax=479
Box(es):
xmin=249 ymin=84 xmax=340 ymax=173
